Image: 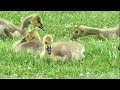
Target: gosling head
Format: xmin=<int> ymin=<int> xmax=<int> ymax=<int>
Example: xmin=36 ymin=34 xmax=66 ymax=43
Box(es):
xmin=71 ymin=25 xmax=86 ymax=40
xmin=31 ymin=14 xmax=45 ymax=31
xmin=43 ymin=35 xmax=53 ymax=55
xmin=21 ymin=31 xmax=40 ymax=43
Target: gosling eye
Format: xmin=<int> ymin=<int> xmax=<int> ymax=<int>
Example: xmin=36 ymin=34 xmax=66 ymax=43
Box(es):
xmin=37 ymin=20 xmax=40 ymax=23
xmin=45 ymin=42 xmax=47 ymax=44
xmin=75 ymin=31 xmax=78 ymax=33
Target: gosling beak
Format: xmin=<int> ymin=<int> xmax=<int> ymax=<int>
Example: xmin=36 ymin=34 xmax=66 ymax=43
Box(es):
xmin=38 ymin=25 xmax=45 ymax=31
xmin=20 ymin=38 xmax=26 ymax=43
xmin=71 ymin=35 xmax=77 ymax=41
xmin=47 ymin=47 xmax=51 ymax=55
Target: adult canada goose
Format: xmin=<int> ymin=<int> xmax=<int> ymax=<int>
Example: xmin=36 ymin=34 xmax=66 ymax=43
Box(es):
xmin=42 ymin=34 xmax=85 ymax=62
xmin=12 ymin=31 xmax=44 ymax=55
xmin=0 ymin=14 xmax=45 ymax=39
xmin=71 ymin=24 xmax=120 ymax=40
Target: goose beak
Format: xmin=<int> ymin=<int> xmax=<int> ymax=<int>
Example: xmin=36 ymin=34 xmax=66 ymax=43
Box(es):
xmin=38 ymin=25 xmax=45 ymax=31
xmin=47 ymin=47 xmax=51 ymax=55
xmin=20 ymin=38 xmax=26 ymax=43
xmin=71 ymin=35 xmax=77 ymax=41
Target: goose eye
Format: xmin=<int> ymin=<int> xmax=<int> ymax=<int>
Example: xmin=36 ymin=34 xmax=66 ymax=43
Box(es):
xmin=37 ymin=20 xmax=40 ymax=23
xmin=75 ymin=31 xmax=78 ymax=33
xmin=45 ymin=42 xmax=47 ymax=44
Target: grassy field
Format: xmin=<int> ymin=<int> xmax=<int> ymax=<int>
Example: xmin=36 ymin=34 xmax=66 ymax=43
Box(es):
xmin=0 ymin=11 xmax=120 ymax=79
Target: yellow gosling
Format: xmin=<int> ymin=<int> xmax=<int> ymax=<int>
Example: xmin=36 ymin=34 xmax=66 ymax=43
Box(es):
xmin=0 ymin=14 xmax=45 ymax=39
xmin=71 ymin=24 xmax=120 ymax=40
xmin=12 ymin=31 xmax=44 ymax=55
xmin=42 ymin=34 xmax=85 ymax=62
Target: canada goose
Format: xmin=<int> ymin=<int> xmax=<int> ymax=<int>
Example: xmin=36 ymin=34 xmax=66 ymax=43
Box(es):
xmin=12 ymin=31 xmax=44 ymax=54
xmin=0 ymin=14 xmax=45 ymax=39
xmin=71 ymin=24 xmax=120 ymax=40
xmin=42 ymin=34 xmax=85 ymax=62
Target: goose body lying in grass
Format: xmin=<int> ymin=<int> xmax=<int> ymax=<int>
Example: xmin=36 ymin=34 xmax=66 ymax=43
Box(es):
xmin=0 ymin=14 xmax=45 ymax=39
xmin=42 ymin=34 xmax=85 ymax=62
xmin=71 ymin=24 xmax=120 ymax=40
xmin=12 ymin=31 xmax=44 ymax=55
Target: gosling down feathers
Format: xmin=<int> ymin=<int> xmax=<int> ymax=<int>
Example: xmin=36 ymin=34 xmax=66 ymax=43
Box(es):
xmin=0 ymin=14 xmax=45 ymax=39
xmin=12 ymin=31 xmax=44 ymax=55
xmin=71 ymin=24 xmax=120 ymax=40
xmin=42 ymin=35 xmax=85 ymax=62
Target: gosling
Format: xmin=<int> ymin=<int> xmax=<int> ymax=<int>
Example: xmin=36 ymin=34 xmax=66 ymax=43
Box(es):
xmin=42 ymin=35 xmax=85 ymax=62
xmin=0 ymin=14 xmax=45 ymax=39
xmin=12 ymin=31 xmax=44 ymax=55
xmin=71 ymin=24 xmax=120 ymax=40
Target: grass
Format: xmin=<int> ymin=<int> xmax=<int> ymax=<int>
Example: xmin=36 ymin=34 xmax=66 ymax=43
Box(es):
xmin=0 ymin=11 xmax=120 ymax=79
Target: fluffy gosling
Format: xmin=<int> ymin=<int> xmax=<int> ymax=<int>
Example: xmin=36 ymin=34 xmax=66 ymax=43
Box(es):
xmin=42 ymin=34 xmax=85 ymax=62
xmin=71 ymin=24 xmax=120 ymax=40
xmin=12 ymin=31 xmax=44 ymax=55
xmin=0 ymin=14 xmax=45 ymax=39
